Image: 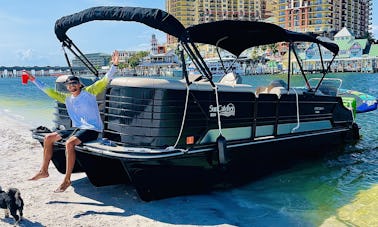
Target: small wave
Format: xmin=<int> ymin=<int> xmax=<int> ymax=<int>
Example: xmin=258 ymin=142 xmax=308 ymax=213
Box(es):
xmin=0 ymin=106 xmax=53 ymax=129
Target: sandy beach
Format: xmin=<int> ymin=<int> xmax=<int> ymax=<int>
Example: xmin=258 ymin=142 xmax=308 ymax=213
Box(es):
xmin=0 ymin=115 xmax=241 ymax=227
xmin=2 ymin=112 xmax=378 ymax=227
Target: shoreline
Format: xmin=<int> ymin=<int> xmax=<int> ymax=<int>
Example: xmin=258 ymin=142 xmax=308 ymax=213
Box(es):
xmin=0 ymin=114 xmax=241 ymax=227
xmin=1 ymin=110 xmax=377 ymax=226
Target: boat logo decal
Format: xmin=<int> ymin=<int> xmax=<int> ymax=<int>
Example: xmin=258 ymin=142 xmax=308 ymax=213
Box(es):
xmin=209 ymin=103 xmax=235 ymax=117
xmin=314 ymin=106 xmax=325 ymax=113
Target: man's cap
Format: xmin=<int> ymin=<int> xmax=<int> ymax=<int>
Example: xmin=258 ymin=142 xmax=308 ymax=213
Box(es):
xmin=65 ymin=76 xmax=84 ymax=87
xmin=65 ymin=75 xmax=80 ymax=83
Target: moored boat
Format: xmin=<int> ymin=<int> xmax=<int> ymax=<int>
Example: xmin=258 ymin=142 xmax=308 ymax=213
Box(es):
xmin=308 ymin=78 xmax=378 ymax=114
xmin=339 ymin=89 xmax=377 ymax=113
xmin=32 ymin=6 xmax=360 ymax=201
xmin=187 ymin=56 xmax=244 ymax=77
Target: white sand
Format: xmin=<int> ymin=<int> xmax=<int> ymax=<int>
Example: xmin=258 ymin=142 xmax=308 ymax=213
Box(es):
xmin=0 ymin=115 xmax=240 ymax=227
xmin=3 ymin=114 xmax=378 ymax=226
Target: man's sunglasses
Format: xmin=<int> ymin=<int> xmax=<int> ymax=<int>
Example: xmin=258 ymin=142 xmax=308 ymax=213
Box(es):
xmin=66 ymin=81 xmax=79 ymax=86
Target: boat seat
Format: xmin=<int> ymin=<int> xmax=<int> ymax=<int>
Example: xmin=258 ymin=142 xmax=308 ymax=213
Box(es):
xmin=257 ymin=86 xmax=308 ymax=97
xmin=218 ymin=72 xmax=242 ymax=86
xmin=180 ymin=73 xmax=209 ymax=83
xmin=255 ymin=84 xmax=276 ymax=96
xmin=269 ymin=87 xmax=287 ymax=97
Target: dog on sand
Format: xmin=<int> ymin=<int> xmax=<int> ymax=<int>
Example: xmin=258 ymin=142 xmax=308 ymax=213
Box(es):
xmin=0 ymin=186 xmax=24 ymax=225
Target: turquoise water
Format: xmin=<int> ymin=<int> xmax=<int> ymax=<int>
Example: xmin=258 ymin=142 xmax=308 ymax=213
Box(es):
xmin=0 ymin=76 xmax=56 ymax=128
xmin=0 ymin=73 xmax=377 ymax=226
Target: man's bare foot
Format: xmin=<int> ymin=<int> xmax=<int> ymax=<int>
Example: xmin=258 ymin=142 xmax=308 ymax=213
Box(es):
xmin=54 ymin=180 xmax=71 ymax=193
xmin=28 ymin=171 xmax=49 ymax=181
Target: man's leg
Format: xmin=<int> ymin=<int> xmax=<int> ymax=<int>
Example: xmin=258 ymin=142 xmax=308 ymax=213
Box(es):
xmin=29 ymin=132 xmax=62 ymax=180
xmin=54 ymin=136 xmax=81 ymax=192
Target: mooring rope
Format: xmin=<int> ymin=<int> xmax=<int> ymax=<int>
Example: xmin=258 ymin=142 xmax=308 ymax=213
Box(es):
xmin=173 ymin=83 xmax=190 ymax=149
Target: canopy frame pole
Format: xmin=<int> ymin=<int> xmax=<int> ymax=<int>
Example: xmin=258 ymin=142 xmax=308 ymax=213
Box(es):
xmin=318 ymin=43 xmax=326 ymax=75
xmin=287 ymin=42 xmax=292 ymax=91
xmin=62 ymin=44 xmax=75 ymax=75
xmin=181 ymin=43 xmax=208 ymax=82
xmin=178 ymin=44 xmax=190 ymax=85
xmin=189 ymin=42 xmax=215 ymax=86
xmin=181 ymin=43 xmax=205 ymax=77
xmin=181 ymin=40 xmax=215 ymax=87
xmin=291 ymin=42 xmax=312 ymax=91
xmin=215 ymin=37 xmax=237 ymax=75
xmin=314 ymin=46 xmax=337 ymax=92
xmin=62 ymin=38 xmax=99 ymax=77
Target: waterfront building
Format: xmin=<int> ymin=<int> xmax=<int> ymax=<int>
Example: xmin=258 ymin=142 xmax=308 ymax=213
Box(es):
xmin=118 ymin=50 xmax=138 ymax=64
xmin=292 ymin=27 xmax=378 ymax=73
xmin=334 ymin=27 xmax=369 ymax=58
xmin=369 ymin=44 xmax=378 ymax=57
xmin=136 ymin=35 xmax=180 ymax=76
xmin=136 ymin=50 xmax=180 ymax=76
xmin=71 ymin=53 xmax=111 ymax=68
xmin=275 ymin=0 xmax=372 ymax=38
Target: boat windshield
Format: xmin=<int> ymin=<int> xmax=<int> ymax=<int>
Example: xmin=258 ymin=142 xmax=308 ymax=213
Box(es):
xmin=308 ymin=78 xmax=342 ymax=96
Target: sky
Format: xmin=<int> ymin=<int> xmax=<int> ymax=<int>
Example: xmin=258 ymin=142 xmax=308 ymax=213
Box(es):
xmin=0 ymin=0 xmax=377 ymax=67
xmin=0 ymin=0 xmax=165 ymax=66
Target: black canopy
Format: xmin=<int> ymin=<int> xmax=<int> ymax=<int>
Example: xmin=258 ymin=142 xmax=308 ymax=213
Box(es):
xmin=55 ymin=6 xmax=185 ymax=42
xmin=185 ymin=20 xmax=339 ymax=57
xmin=55 ymin=6 xmax=338 ymax=57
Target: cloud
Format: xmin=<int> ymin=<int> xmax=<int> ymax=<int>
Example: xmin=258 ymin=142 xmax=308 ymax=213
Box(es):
xmin=16 ymin=49 xmax=34 ymax=61
xmin=10 ymin=49 xmax=64 ymax=66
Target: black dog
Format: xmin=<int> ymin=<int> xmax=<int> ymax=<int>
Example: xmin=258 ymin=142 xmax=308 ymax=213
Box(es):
xmin=0 ymin=186 xmax=24 ymax=225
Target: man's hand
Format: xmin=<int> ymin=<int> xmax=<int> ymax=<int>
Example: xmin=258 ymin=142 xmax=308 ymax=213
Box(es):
xmin=112 ymin=50 xmax=119 ymax=66
xmin=22 ymin=70 xmax=35 ymax=81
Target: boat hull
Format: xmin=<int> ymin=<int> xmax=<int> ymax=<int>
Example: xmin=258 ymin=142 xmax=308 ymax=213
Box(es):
xmin=72 ymin=126 xmax=352 ymax=201
xmin=32 ymin=76 xmax=359 ymax=201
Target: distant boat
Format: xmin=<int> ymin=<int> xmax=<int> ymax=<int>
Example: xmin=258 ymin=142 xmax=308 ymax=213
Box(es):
xmin=187 ymin=56 xmax=244 ymax=77
xmin=309 ymin=78 xmax=377 ymax=114
xmin=338 ymin=89 xmax=377 ymax=113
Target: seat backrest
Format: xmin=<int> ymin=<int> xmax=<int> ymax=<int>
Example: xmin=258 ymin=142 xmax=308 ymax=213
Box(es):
xmin=269 ymin=86 xmax=285 ymax=96
xmin=219 ymin=72 xmax=242 ymax=86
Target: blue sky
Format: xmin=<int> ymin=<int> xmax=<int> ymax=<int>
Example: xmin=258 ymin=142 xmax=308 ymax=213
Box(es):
xmin=0 ymin=0 xmax=165 ymax=66
xmin=0 ymin=0 xmax=377 ymax=66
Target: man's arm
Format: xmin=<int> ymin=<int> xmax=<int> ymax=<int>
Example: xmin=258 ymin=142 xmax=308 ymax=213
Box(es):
xmin=85 ymin=50 xmax=119 ymax=95
xmin=26 ymin=71 xmax=67 ymax=103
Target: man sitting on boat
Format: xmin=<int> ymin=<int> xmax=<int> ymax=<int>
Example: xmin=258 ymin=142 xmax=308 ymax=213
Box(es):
xmin=26 ymin=50 xmax=119 ymax=193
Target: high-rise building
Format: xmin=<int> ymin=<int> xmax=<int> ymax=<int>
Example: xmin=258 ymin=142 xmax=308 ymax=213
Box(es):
xmin=275 ymin=0 xmax=372 ymax=38
xmin=195 ymin=0 xmax=265 ymax=23
xmin=166 ymin=0 xmax=268 ymax=44
xmin=72 ymin=53 xmax=110 ymax=68
xmin=166 ymin=0 xmax=196 ymax=44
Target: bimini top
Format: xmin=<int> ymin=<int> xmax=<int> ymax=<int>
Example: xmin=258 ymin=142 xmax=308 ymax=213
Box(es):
xmin=54 ymin=6 xmax=339 ymax=57
xmin=185 ymin=21 xmax=339 ymax=56
xmin=54 ymin=6 xmax=185 ymax=42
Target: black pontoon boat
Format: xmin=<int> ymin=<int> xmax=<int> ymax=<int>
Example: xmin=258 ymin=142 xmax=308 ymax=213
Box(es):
xmin=32 ymin=6 xmax=360 ymax=201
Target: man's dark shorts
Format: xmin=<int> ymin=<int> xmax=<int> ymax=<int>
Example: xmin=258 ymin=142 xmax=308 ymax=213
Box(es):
xmin=57 ymin=128 xmax=99 ymax=143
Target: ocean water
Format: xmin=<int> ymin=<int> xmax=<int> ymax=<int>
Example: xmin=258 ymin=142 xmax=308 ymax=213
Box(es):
xmin=0 ymin=76 xmax=56 ymax=129
xmin=0 ymin=73 xmax=377 ymax=226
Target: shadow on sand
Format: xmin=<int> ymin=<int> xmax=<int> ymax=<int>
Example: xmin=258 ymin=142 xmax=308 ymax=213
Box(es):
xmin=1 ymin=217 xmax=44 ymax=227
xmin=46 ymin=177 xmax=241 ymax=226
